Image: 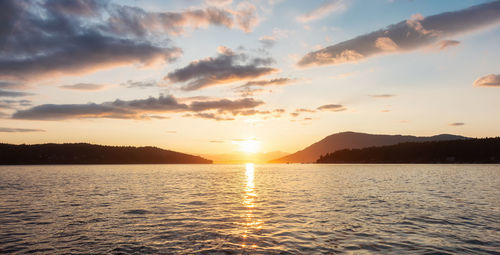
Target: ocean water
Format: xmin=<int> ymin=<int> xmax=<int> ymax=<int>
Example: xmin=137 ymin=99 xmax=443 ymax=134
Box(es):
xmin=0 ymin=164 xmax=499 ymax=254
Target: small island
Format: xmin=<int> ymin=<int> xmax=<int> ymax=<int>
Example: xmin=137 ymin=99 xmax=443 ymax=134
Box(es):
xmin=0 ymin=143 xmax=212 ymax=165
xmin=317 ymin=138 xmax=500 ymax=164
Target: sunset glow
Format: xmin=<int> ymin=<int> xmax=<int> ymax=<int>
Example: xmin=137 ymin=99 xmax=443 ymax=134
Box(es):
xmin=0 ymin=0 xmax=499 ymax=162
xmin=236 ymin=140 xmax=261 ymax=154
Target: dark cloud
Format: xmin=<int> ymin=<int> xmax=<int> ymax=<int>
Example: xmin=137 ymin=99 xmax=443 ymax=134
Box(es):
xmin=59 ymin=83 xmax=107 ymax=91
xmin=449 ymin=122 xmax=465 ymax=126
xmin=0 ymin=89 xmax=33 ymax=98
xmin=0 ymin=0 xmax=182 ymax=81
xmin=298 ymin=1 xmax=500 ymax=67
xmin=473 ymin=74 xmax=500 ymax=87
xmin=12 ymin=95 xmax=265 ymax=120
xmin=0 ymin=0 xmax=262 ymax=88
xmin=371 ymin=94 xmax=395 ymax=98
xmin=12 ymin=95 xmax=187 ymax=120
xmin=121 ymin=80 xmax=158 ymax=89
xmin=0 ymin=127 xmax=45 ymax=132
xmin=317 ymin=104 xmax=346 ymax=112
xmin=165 ymin=47 xmax=278 ymax=90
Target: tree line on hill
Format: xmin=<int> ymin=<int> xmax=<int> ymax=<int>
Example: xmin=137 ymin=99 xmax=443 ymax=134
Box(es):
xmin=0 ymin=143 xmax=212 ymax=164
xmin=316 ymin=138 xmax=500 ymax=164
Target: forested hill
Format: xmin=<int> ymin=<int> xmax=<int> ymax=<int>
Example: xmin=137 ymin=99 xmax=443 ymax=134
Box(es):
xmin=316 ymin=138 xmax=500 ymax=164
xmin=270 ymin=131 xmax=467 ymax=163
xmin=0 ymin=143 xmax=212 ymax=164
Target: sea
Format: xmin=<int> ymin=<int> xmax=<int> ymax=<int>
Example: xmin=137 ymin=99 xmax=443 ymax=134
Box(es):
xmin=0 ymin=164 xmax=499 ymax=254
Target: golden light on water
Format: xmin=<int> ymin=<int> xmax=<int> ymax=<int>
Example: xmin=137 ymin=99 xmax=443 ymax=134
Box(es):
xmin=241 ymin=163 xmax=263 ymax=248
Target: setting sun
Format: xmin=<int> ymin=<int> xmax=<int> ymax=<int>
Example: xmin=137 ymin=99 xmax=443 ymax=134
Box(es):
xmin=235 ymin=139 xmax=261 ymax=154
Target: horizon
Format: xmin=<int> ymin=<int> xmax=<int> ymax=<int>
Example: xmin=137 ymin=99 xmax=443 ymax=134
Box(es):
xmin=0 ymin=130 xmax=486 ymax=164
xmin=1 ymin=0 xmax=500 ymax=159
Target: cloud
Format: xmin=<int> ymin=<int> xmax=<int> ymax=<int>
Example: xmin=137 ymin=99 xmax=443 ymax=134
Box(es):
xmin=297 ymin=0 xmax=346 ymax=23
xmin=0 ymin=81 xmax=24 ymax=89
xmin=12 ymin=95 xmax=188 ymax=120
xmin=290 ymin=108 xmax=316 ymax=117
xmin=0 ymin=127 xmax=45 ymax=132
xmin=240 ymin=78 xmax=295 ymax=87
xmin=0 ymin=99 xmax=31 ymax=109
xmin=105 ymin=0 xmax=260 ymax=36
xmin=209 ymin=140 xmax=225 ymax=143
xmin=375 ymin=37 xmax=399 ymax=52
xmin=298 ymin=1 xmax=500 ymax=67
xmin=189 ymin=98 xmax=264 ymax=113
xmin=0 ymin=0 xmax=182 ymax=81
xmin=317 ymin=104 xmax=346 ymax=111
xmin=11 ymin=95 xmax=265 ymax=120
xmin=259 ymin=36 xmax=276 ymax=48
xmin=437 ymin=40 xmax=460 ymax=50
xmin=0 ymin=89 xmax=33 ymax=98
xmin=236 ymin=88 xmax=268 ymax=97
xmin=59 ymin=83 xmax=107 ymax=91
xmin=121 ymin=80 xmax=158 ymax=89
xmin=449 ymin=122 xmax=465 ymax=126
xmin=371 ymin=94 xmax=395 ymax=98
xmin=165 ymin=48 xmax=278 ymax=90
xmin=233 ymin=1 xmax=260 ymax=33
xmin=234 ymin=77 xmax=296 ymax=96
xmin=187 ymin=112 xmax=235 ymax=121
xmin=0 ymin=0 xmax=260 ymax=82
xmin=473 ymin=74 xmax=500 ymax=87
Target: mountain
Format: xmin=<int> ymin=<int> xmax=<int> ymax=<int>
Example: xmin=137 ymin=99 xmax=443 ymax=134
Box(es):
xmin=0 ymin=143 xmax=212 ymax=164
xmin=204 ymin=151 xmax=289 ymax=164
xmin=317 ymin=138 xmax=500 ymax=163
xmin=269 ymin=131 xmax=468 ymax=163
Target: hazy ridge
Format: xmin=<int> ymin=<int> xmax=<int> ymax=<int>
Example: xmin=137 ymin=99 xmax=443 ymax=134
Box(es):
xmin=270 ymin=131 xmax=468 ymax=163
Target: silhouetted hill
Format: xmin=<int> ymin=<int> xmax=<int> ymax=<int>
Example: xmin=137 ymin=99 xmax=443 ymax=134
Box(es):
xmin=0 ymin=143 xmax=212 ymax=164
xmin=269 ymin=131 xmax=468 ymax=163
xmin=317 ymin=138 xmax=500 ymax=163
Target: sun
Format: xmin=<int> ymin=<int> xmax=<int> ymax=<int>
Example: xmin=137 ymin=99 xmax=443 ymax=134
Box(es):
xmin=236 ymin=139 xmax=261 ymax=154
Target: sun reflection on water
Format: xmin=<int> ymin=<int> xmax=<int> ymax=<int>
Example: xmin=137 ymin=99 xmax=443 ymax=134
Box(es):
xmin=241 ymin=163 xmax=263 ymax=248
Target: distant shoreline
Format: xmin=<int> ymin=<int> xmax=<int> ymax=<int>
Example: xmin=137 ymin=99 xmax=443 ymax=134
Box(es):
xmin=0 ymin=143 xmax=213 ymax=165
xmin=317 ymin=138 xmax=500 ymax=164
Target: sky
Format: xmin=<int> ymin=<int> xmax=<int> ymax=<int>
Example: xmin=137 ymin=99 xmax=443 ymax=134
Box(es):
xmin=1 ymin=0 xmax=499 ymax=157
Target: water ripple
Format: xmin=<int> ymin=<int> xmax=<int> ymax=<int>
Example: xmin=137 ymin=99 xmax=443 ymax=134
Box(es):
xmin=0 ymin=164 xmax=499 ymax=254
